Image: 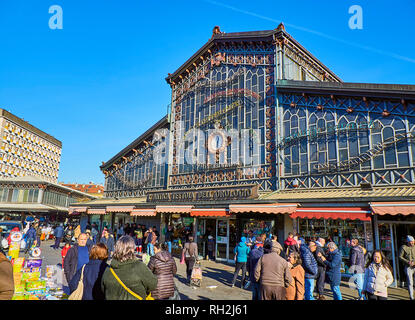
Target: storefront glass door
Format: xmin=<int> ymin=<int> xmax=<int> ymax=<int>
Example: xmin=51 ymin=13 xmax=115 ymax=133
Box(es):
xmin=216 ymin=219 xmax=228 ymax=262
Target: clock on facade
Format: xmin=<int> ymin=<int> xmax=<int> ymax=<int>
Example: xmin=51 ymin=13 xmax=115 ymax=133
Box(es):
xmin=207 ymin=122 xmax=228 ymax=153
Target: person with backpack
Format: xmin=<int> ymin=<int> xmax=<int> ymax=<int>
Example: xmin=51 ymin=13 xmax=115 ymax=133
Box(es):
xmin=299 ymin=238 xmax=318 ymax=300
xmin=317 ymin=241 xmax=343 ymax=300
xmin=231 ymin=237 xmax=250 ymax=288
xmin=349 ymin=238 xmax=367 ymax=300
xmin=182 ymin=235 xmax=198 ymax=285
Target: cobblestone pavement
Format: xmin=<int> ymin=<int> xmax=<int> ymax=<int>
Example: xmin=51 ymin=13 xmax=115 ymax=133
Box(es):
xmin=36 ymin=239 xmax=411 ymax=300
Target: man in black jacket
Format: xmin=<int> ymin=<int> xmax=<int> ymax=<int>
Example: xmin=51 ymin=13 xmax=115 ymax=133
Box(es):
xmin=311 ymin=238 xmax=327 ymax=300
xmin=63 ymin=233 xmax=92 ymax=284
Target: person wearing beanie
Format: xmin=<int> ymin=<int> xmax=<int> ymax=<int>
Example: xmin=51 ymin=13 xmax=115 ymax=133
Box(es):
xmin=231 ymin=236 xmax=250 ymax=288
xmin=399 ymin=235 xmax=415 ymax=300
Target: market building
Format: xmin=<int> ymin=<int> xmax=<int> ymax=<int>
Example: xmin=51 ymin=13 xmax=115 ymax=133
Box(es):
xmin=70 ymin=24 xmax=415 ymax=284
xmin=0 ymin=176 xmax=96 ymax=224
xmin=0 ymin=109 xmax=62 ymax=183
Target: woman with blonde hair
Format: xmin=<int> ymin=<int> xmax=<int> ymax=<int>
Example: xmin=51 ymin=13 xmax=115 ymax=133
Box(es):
xmin=101 ymin=235 xmax=157 ymax=300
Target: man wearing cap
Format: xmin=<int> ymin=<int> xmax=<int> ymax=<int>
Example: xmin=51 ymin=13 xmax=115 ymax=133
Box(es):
xmin=399 ymin=235 xmax=415 ymax=300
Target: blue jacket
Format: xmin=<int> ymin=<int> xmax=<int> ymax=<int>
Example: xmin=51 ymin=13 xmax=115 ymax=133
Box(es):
xmin=54 ymin=226 xmax=64 ymax=238
xmin=234 ymin=242 xmax=250 ymax=263
xmin=69 ymin=259 xmax=108 ymax=300
xmin=100 ymin=235 xmax=115 ymax=254
xmin=300 ymin=244 xmax=318 ymax=279
xmin=247 ymin=246 xmax=264 ymax=283
xmin=25 ymin=227 xmax=36 ymax=241
xmin=324 ymin=249 xmax=342 ymax=286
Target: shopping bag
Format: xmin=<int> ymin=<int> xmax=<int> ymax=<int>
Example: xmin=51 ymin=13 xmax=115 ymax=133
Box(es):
xmin=190 ymin=261 xmax=202 ymax=287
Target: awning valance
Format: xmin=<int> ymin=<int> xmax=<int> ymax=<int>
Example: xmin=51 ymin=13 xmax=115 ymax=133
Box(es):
xmin=69 ymin=206 xmax=88 ymax=214
xmin=87 ymin=208 xmax=106 ymax=215
xmin=156 ymin=205 xmax=193 ymax=214
xmin=229 ymin=203 xmax=298 ymax=214
xmin=106 ymin=206 xmax=135 ymax=213
xmin=131 ymin=209 xmax=156 ymax=216
xmin=190 ymin=209 xmax=229 ymax=217
xmin=370 ymin=202 xmax=415 ymax=215
xmin=291 ymin=207 xmax=371 ymax=221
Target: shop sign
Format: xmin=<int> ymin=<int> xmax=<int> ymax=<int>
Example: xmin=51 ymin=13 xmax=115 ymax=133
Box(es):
xmin=147 ymin=184 xmax=258 ymax=203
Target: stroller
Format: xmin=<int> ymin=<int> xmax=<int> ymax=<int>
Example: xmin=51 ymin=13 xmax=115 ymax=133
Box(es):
xmin=190 ymin=260 xmax=203 ymax=287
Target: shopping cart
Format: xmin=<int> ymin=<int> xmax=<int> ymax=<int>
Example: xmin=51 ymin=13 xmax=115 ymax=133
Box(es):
xmin=190 ymin=261 xmax=202 ymax=287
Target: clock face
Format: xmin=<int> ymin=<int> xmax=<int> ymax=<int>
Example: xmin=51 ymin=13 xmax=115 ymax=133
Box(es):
xmin=208 ymin=132 xmax=227 ymax=153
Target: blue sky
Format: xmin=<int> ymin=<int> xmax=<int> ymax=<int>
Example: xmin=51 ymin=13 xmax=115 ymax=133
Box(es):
xmin=0 ymin=0 xmax=414 ymax=185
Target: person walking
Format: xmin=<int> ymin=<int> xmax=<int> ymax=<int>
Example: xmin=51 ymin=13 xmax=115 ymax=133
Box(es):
xmin=284 ymin=232 xmax=300 ymax=257
xmin=231 ymin=237 xmax=250 ymax=288
xmin=145 ymin=227 xmax=157 ymax=256
xmin=285 ymin=251 xmax=305 ymax=300
xmin=52 ymin=224 xmax=64 ymax=250
xmin=64 ymin=225 xmax=74 ymax=246
xmin=147 ymin=242 xmax=177 ymax=300
xmin=0 ymin=251 xmax=14 ymax=300
xmin=63 ymin=233 xmax=92 ymax=284
xmin=398 ymin=235 xmax=415 ymax=300
xmin=349 ymin=238 xmax=367 ymax=300
xmin=24 ymin=223 xmax=37 ymax=254
xmin=164 ymin=225 xmax=173 ymax=254
xmin=69 ymin=243 xmax=109 ymax=300
xmin=182 ymin=235 xmax=198 ymax=285
xmin=313 ymin=237 xmax=327 ymax=300
xmin=247 ymin=237 xmax=264 ymax=300
xmin=317 ymin=242 xmax=342 ymax=300
xmin=101 ymin=235 xmax=157 ymax=300
xmin=206 ymin=235 xmax=215 ymax=261
xmin=254 ymin=239 xmax=292 ymax=300
xmin=362 ymin=250 xmax=394 ymax=300
xmin=34 ymin=223 xmax=42 ymax=248
xmin=299 ymin=238 xmax=318 ymax=300
xmin=100 ymin=228 xmax=115 ymax=258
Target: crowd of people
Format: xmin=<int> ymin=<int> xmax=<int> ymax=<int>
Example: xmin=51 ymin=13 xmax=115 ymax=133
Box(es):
xmin=231 ymin=231 xmax=415 ymax=301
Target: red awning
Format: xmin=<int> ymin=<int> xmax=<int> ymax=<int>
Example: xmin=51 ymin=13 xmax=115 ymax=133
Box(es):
xmin=106 ymin=206 xmax=135 ymax=213
xmin=291 ymin=207 xmax=371 ymax=221
xmin=229 ymin=203 xmax=297 ymax=214
xmin=87 ymin=208 xmax=106 ymax=215
xmin=156 ymin=205 xmax=193 ymax=214
xmin=190 ymin=209 xmax=229 ymax=217
xmin=370 ymin=202 xmax=415 ymax=215
xmin=131 ymin=209 xmax=156 ymax=217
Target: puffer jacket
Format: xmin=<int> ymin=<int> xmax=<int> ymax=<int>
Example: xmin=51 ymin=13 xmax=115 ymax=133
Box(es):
xmin=349 ymin=245 xmax=366 ymax=273
xmin=247 ymin=246 xmax=264 ymax=283
xmin=101 ymin=258 xmax=157 ymax=300
xmin=300 ymin=244 xmax=318 ymax=279
xmin=324 ymin=249 xmax=342 ymax=286
xmin=363 ymin=263 xmax=394 ymax=298
xmin=254 ymin=251 xmax=292 ymax=287
xmin=0 ymin=252 xmax=14 ymax=300
xmin=234 ymin=241 xmax=250 ymax=263
xmin=147 ymin=250 xmax=177 ymax=299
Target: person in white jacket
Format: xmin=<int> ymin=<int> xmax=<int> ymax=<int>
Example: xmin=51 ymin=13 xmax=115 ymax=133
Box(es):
xmin=362 ymin=250 xmax=394 ymax=300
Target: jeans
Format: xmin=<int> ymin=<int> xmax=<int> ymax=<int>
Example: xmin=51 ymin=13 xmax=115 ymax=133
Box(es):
xmin=25 ymin=238 xmax=34 ymax=253
xmin=147 ymin=243 xmax=154 ymax=256
xmin=167 ymin=241 xmax=172 ymax=253
xmin=330 ymin=284 xmax=342 ymax=300
xmin=304 ymin=278 xmax=315 ymax=300
xmin=53 ymin=237 xmax=62 ymax=249
xmin=251 ymin=282 xmax=261 ymax=300
xmin=405 ymin=266 xmax=415 ymax=300
xmin=354 ymin=273 xmax=365 ymax=298
xmin=232 ymin=262 xmax=247 ymax=287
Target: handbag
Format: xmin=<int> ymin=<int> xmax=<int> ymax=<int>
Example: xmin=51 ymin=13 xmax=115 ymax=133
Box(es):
xmin=109 ymin=267 xmax=154 ymax=300
xmin=68 ymin=265 xmax=86 ymax=300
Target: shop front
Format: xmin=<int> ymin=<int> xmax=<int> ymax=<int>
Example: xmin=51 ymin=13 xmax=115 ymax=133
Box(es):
xmin=291 ymin=206 xmax=373 ymax=274
xmin=371 ymin=202 xmax=415 ymax=287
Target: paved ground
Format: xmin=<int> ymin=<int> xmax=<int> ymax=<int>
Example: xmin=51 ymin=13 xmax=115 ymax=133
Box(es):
xmin=34 ymin=239 xmax=411 ymax=300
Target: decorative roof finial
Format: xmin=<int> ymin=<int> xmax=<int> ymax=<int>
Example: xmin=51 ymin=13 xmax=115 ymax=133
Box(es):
xmin=212 ymin=26 xmax=222 ymax=37
xmin=277 ymin=22 xmax=285 ymax=31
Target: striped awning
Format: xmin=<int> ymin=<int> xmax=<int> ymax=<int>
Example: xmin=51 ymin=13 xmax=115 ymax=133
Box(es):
xmin=190 ymin=208 xmax=229 ymax=217
xmin=370 ymin=202 xmax=415 ymax=215
xmin=69 ymin=206 xmax=88 ymax=214
xmin=131 ymin=209 xmax=156 ymax=216
xmin=156 ymin=205 xmax=193 ymax=214
xmin=229 ymin=203 xmax=298 ymax=214
xmin=87 ymin=208 xmax=106 ymax=215
xmin=291 ymin=207 xmax=371 ymax=221
xmin=106 ymin=206 xmax=135 ymax=213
